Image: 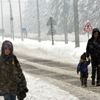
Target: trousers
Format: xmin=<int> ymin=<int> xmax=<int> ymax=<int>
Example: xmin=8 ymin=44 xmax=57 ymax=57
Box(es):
xmin=4 ymin=93 xmax=16 ymax=100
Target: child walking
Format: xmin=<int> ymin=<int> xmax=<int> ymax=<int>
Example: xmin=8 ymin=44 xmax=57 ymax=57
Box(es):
xmin=0 ymin=40 xmax=28 ymax=100
xmin=77 ymin=52 xmax=90 ymax=87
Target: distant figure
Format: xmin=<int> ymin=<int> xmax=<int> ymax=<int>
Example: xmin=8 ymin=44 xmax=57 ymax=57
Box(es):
xmin=86 ymin=28 xmax=100 ymax=86
xmin=77 ymin=52 xmax=90 ymax=87
xmin=0 ymin=40 xmax=28 ymax=100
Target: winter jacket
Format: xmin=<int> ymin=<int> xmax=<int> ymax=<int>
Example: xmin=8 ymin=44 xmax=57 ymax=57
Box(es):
xmin=86 ymin=39 xmax=98 ymax=58
xmin=77 ymin=60 xmax=90 ymax=74
xmin=86 ymin=39 xmax=100 ymax=65
xmin=86 ymin=28 xmax=100 ymax=64
xmin=0 ymin=55 xmax=28 ymax=100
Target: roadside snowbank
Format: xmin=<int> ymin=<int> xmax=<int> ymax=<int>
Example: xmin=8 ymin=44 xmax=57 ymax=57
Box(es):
xmin=0 ymin=37 xmax=87 ymax=64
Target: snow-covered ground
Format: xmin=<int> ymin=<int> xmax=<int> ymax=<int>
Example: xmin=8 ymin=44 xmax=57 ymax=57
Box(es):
xmin=0 ymin=36 xmax=88 ymax=100
xmin=25 ymin=73 xmax=78 ymax=100
xmin=0 ymin=36 xmax=87 ymax=65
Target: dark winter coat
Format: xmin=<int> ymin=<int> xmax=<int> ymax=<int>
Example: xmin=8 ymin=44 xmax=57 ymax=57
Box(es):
xmin=77 ymin=60 xmax=90 ymax=75
xmin=86 ymin=38 xmax=100 ymax=66
xmin=86 ymin=39 xmax=98 ymax=58
xmin=0 ymin=55 xmax=28 ymax=99
xmin=0 ymin=40 xmax=28 ymax=100
xmin=0 ymin=55 xmax=17 ymax=92
xmin=86 ymin=28 xmax=100 ymax=65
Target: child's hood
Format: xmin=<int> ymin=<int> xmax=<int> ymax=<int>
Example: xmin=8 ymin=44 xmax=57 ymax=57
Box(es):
xmin=1 ymin=40 xmax=13 ymax=56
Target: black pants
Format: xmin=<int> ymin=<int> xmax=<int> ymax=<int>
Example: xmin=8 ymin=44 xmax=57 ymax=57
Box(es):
xmin=80 ymin=73 xmax=88 ymax=86
xmin=97 ymin=65 xmax=100 ymax=84
xmin=4 ymin=93 xmax=16 ymax=100
xmin=0 ymin=92 xmax=16 ymax=100
xmin=91 ymin=58 xmax=98 ymax=83
xmin=91 ymin=65 xmax=100 ymax=83
xmin=91 ymin=66 xmax=96 ymax=81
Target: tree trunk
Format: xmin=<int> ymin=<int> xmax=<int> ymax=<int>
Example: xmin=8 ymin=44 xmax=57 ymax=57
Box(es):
xmin=73 ymin=0 xmax=80 ymax=47
xmin=63 ymin=0 xmax=68 ymax=44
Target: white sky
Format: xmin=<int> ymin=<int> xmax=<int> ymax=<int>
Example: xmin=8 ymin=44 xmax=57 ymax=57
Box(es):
xmin=0 ymin=0 xmax=28 ymax=30
xmin=0 ymin=0 xmax=27 ymax=16
xmin=46 ymin=0 xmax=50 ymax=2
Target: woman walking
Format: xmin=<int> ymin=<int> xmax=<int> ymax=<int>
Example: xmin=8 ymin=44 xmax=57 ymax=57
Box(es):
xmin=86 ymin=28 xmax=100 ymax=86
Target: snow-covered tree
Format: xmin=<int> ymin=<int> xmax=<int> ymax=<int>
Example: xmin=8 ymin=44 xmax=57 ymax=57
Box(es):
xmin=73 ymin=0 xmax=79 ymax=47
xmin=23 ymin=0 xmax=49 ymax=35
xmin=79 ymin=0 xmax=100 ymax=33
xmin=49 ymin=0 xmax=71 ymax=34
xmin=23 ymin=0 xmax=100 ymax=41
xmin=49 ymin=0 xmax=100 ymax=34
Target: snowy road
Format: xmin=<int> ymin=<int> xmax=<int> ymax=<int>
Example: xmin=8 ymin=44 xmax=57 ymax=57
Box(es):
xmin=18 ymin=54 xmax=100 ymax=100
xmin=0 ymin=39 xmax=100 ymax=100
xmin=0 ymin=50 xmax=100 ymax=100
xmin=0 ymin=72 xmax=78 ymax=100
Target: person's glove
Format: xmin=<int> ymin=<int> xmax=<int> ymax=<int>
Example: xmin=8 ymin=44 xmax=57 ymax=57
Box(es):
xmin=17 ymin=92 xmax=26 ymax=100
xmin=17 ymin=87 xmax=28 ymax=100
